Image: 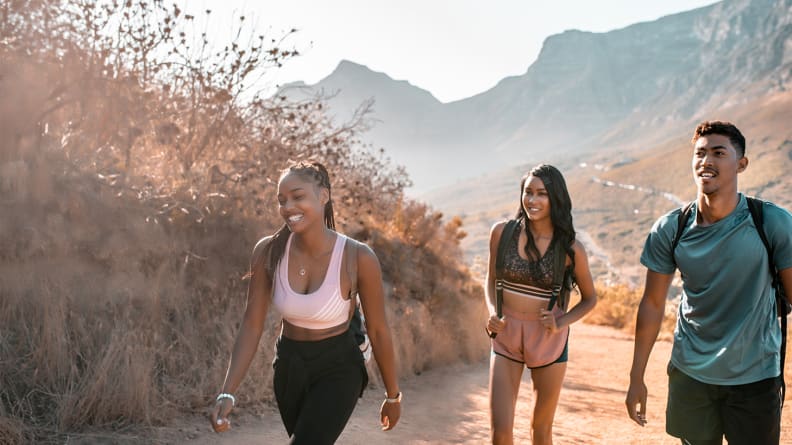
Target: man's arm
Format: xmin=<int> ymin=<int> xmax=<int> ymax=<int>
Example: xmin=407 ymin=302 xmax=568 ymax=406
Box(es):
xmin=778 ymin=267 xmax=792 ymax=304
xmin=625 ymin=269 xmax=674 ymax=426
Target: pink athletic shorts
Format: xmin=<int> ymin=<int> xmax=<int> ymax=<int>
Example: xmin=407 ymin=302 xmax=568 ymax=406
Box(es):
xmin=491 ymin=305 xmax=569 ymax=368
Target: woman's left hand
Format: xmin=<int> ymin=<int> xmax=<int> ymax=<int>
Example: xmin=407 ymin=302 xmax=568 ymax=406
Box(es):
xmin=210 ymin=398 xmax=233 ymax=433
xmin=539 ymin=309 xmax=559 ymax=333
xmin=379 ymin=398 xmax=401 ymax=431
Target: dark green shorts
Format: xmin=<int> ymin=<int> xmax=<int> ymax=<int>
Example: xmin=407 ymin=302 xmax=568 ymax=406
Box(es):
xmin=665 ymin=362 xmax=781 ymax=445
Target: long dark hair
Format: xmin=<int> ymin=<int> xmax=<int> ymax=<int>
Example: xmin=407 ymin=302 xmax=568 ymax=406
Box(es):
xmin=263 ymin=160 xmax=336 ymax=278
xmin=514 ymin=164 xmax=576 ymax=270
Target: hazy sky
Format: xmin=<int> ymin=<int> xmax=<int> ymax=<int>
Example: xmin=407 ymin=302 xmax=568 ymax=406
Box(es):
xmin=188 ymin=1 xmax=718 ymax=103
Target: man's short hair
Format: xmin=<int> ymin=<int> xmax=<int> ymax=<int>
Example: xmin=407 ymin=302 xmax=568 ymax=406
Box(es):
xmin=692 ymin=121 xmax=746 ymax=158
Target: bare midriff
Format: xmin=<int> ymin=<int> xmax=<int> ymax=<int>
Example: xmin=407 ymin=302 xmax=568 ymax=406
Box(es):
xmin=281 ymin=318 xmax=350 ymax=341
xmin=502 ymin=289 xmax=550 ymax=319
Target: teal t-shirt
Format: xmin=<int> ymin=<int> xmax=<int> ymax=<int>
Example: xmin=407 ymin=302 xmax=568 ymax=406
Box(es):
xmin=641 ymin=194 xmax=792 ymax=384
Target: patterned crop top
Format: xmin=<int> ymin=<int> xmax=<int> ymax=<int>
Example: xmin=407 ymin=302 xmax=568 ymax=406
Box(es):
xmin=501 ymin=224 xmax=557 ymax=300
xmin=272 ymin=232 xmax=352 ymax=329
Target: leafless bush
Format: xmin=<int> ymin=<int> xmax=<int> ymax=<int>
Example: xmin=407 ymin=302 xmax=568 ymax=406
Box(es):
xmin=0 ymin=0 xmax=487 ymax=441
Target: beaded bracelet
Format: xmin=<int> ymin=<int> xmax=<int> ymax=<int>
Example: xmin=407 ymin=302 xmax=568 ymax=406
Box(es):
xmin=384 ymin=391 xmax=402 ymax=404
xmin=216 ymin=393 xmax=236 ymax=406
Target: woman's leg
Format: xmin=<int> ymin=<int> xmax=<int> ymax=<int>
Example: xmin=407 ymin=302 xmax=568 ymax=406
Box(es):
xmin=490 ymin=353 xmax=525 ymax=445
xmin=529 ymin=362 xmax=566 ymax=445
xmin=288 ymin=362 xmax=364 ymax=445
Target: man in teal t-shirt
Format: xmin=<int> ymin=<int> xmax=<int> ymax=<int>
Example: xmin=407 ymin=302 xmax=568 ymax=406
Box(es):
xmin=625 ymin=121 xmax=792 ymax=445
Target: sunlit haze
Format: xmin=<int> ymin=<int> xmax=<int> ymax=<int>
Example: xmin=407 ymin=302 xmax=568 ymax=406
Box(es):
xmin=187 ymin=0 xmax=717 ymax=103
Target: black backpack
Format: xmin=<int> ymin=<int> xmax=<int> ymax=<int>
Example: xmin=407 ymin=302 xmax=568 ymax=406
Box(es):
xmin=489 ymin=219 xmax=571 ymax=338
xmin=345 ymin=239 xmax=370 ymax=359
xmin=672 ymin=197 xmax=791 ymax=404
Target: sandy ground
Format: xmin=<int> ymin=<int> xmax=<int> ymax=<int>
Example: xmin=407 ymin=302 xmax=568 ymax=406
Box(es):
xmin=156 ymin=323 xmax=791 ymax=444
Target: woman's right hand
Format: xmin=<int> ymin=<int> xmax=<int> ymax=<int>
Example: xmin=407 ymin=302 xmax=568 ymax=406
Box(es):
xmin=210 ymin=398 xmax=233 ymax=433
xmin=486 ymin=314 xmax=506 ymax=335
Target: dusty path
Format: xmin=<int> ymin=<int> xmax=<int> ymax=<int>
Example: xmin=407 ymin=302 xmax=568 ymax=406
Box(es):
xmin=169 ymin=323 xmax=791 ymax=444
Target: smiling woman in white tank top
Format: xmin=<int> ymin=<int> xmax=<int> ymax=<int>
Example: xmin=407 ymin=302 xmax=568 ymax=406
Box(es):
xmin=272 ymin=232 xmax=351 ymax=330
xmin=210 ymin=160 xmax=402 ymax=444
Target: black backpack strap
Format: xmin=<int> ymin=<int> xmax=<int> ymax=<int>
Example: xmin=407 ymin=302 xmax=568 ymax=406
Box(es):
xmin=747 ymin=197 xmax=789 ymax=406
xmin=345 ymin=237 xmax=359 ymax=298
xmin=344 ymin=238 xmax=367 ymax=346
xmin=672 ymin=201 xmax=696 ymax=268
xmin=490 ymin=219 xmax=519 ymax=338
xmin=747 ymin=197 xmax=782 ymax=296
xmin=547 ymin=238 xmax=567 ymax=311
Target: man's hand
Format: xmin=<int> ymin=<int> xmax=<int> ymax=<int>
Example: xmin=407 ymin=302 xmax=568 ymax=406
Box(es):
xmin=625 ymin=380 xmax=648 ymax=427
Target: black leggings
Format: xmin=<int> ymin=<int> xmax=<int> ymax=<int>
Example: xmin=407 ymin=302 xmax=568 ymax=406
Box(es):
xmin=680 ymin=439 xmax=722 ymax=445
xmin=273 ymin=329 xmax=368 ymax=445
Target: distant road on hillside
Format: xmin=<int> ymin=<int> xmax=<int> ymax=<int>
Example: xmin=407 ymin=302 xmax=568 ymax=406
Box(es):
xmin=591 ymin=176 xmax=685 ymax=207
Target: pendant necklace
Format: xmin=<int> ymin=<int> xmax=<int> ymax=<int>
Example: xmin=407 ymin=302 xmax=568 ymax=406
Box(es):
xmin=295 ymin=234 xmax=334 ymax=278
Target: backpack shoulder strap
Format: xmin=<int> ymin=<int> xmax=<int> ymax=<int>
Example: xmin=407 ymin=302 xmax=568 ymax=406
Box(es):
xmin=547 ymin=238 xmax=569 ymax=311
xmin=746 ymin=197 xmax=784 ymax=299
xmin=494 ymin=219 xmax=519 ymax=319
xmin=672 ymin=201 xmax=696 ymax=267
xmin=673 ymin=202 xmax=695 ymax=250
xmin=746 ymin=196 xmax=789 ymax=407
xmin=747 ymin=197 xmax=772 ymax=268
xmin=344 ymin=237 xmax=369 ymax=347
xmin=345 ymin=236 xmax=359 ymax=298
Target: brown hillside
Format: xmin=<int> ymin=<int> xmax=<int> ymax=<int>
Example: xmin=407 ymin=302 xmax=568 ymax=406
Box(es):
xmin=571 ymin=90 xmax=792 ymax=284
xmin=427 ymin=89 xmax=792 ymax=286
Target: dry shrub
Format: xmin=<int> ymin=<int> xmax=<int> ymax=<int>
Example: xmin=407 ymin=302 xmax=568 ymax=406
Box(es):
xmin=0 ymin=160 xmax=286 ymax=439
xmin=0 ymin=1 xmax=488 ymax=441
xmin=584 ymin=283 xmax=641 ymax=329
xmin=56 ymin=329 xmax=156 ymax=429
xmin=585 ymin=282 xmax=678 ymax=338
xmin=0 ymin=416 xmax=28 ymax=445
xmin=358 ymin=201 xmax=490 ymax=380
xmin=0 ymin=147 xmax=487 ymax=442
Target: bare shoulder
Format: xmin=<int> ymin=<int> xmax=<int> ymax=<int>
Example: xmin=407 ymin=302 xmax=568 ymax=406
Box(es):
xmin=572 ymin=239 xmax=588 ymax=257
xmin=490 ymin=220 xmax=509 ymax=236
xmin=489 ymin=220 xmax=512 ymax=245
xmin=352 ymin=239 xmax=378 ymax=262
xmin=340 ymin=236 xmax=378 ymax=270
xmin=252 ymin=235 xmax=275 ymax=262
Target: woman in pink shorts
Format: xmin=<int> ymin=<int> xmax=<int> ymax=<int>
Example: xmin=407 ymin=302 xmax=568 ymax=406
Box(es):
xmin=484 ymin=164 xmax=597 ymax=445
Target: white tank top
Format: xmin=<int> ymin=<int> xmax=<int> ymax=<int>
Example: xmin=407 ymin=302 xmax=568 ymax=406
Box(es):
xmin=272 ymin=232 xmax=351 ymax=329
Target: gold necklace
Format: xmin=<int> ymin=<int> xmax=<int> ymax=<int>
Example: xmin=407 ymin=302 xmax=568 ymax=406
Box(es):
xmin=296 ymin=243 xmax=334 ymax=277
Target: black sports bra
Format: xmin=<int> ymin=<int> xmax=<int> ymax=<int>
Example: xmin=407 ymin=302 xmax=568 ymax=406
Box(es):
xmin=502 ymin=223 xmax=555 ymax=289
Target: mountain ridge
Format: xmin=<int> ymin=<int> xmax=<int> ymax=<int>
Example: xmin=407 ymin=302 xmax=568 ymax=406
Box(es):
xmin=276 ymin=0 xmax=792 ymax=282
xmin=281 ymin=0 xmax=790 ymax=192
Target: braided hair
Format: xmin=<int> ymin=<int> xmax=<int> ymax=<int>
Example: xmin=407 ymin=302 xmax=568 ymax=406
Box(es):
xmin=264 ymin=160 xmax=336 ymax=278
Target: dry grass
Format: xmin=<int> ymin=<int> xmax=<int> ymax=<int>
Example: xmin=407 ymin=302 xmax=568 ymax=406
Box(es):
xmin=584 ymin=282 xmax=678 ymax=340
xmin=0 ymin=3 xmax=489 ymax=439
xmin=0 ymin=144 xmax=489 ymax=443
xmin=0 ymin=416 xmax=28 ymax=445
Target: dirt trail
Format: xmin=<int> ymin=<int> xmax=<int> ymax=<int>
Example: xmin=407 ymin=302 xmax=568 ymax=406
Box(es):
xmin=170 ymin=323 xmax=792 ymax=444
